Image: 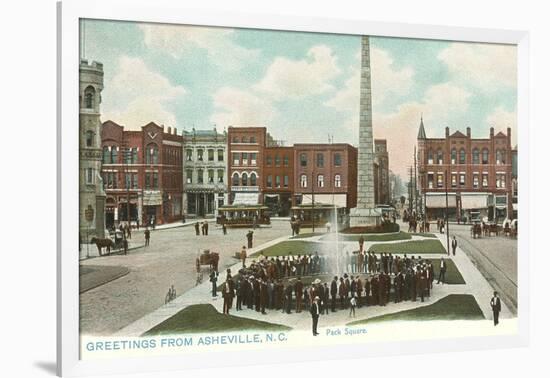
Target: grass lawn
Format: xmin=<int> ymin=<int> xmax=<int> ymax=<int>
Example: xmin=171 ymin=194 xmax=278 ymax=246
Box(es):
xmin=368 ymin=239 xmax=446 ymax=254
xmin=347 ymin=294 xmax=484 ymax=325
xmin=413 ymin=233 xmax=438 ymax=238
xmin=319 ymin=231 xmax=412 ymax=242
xmin=143 ymin=304 xmax=291 ymax=336
xmin=290 ymin=232 xmax=326 ymax=239
xmin=251 ymin=240 xmax=324 ymax=257
xmin=435 ymin=258 xmax=465 ymax=284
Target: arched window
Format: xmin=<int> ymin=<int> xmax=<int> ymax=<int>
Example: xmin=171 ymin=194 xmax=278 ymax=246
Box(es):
xmin=85 ymin=130 xmax=94 ymax=147
xmin=102 ymin=146 xmax=110 ymax=164
xmin=317 ymin=174 xmax=324 ymax=188
xmin=84 ymin=86 xmax=95 ymax=109
xmin=437 ymin=149 xmax=443 ymax=164
xmin=232 ymin=136 xmax=239 ymax=143
xmin=250 ymin=136 xmax=256 ymax=143
xmin=482 ymin=148 xmax=489 ymax=164
xmin=146 ymin=144 xmax=159 ymax=164
xmin=232 ymin=173 xmax=239 ymax=186
xmin=451 ymin=148 xmax=457 ymax=164
xmin=250 ymin=173 xmax=257 ymax=186
xmin=241 ymin=136 xmax=248 ymax=143
xmin=242 ymin=172 xmax=248 ymax=186
xmin=496 ymin=150 xmax=505 ymax=164
xmin=300 ymin=174 xmax=307 ymax=188
xmin=334 ymin=174 xmax=342 ymax=188
xmin=459 ymin=148 xmax=466 ymax=164
xmin=472 ymin=148 xmax=480 ymax=164
xmin=427 ymin=149 xmax=434 ymax=164
xmin=300 ymin=153 xmax=307 ymax=167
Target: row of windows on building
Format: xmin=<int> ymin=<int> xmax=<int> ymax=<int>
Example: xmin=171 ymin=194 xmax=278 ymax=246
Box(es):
xmin=265 ymin=154 xmax=290 ymax=167
xmin=299 ymin=153 xmax=342 ymax=168
xmin=186 ymin=169 xmax=225 ymax=185
xmin=231 ymin=136 xmax=257 ymax=144
xmin=426 ymin=148 xmax=508 ymax=165
xmin=426 ymin=173 xmax=508 ymax=189
xmin=299 ymin=174 xmax=342 ymax=189
xmin=232 ymin=153 xmax=258 ymax=166
xmin=102 ymin=145 xmax=182 ymax=166
xmin=186 ymin=148 xmax=224 ymax=162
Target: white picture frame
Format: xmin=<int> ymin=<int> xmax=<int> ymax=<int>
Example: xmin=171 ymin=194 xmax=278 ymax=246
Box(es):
xmin=57 ymin=0 xmax=530 ymax=376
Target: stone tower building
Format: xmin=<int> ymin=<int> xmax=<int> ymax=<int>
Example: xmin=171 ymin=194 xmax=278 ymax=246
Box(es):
xmin=79 ymin=59 xmax=106 ymax=240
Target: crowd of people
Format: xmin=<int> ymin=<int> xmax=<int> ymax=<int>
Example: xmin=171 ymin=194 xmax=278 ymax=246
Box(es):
xmin=216 ymin=251 xmax=448 ymax=318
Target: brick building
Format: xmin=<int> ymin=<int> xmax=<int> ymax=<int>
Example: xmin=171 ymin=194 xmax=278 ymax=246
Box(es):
xmin=101 ymin=121 xmax=183 ymax=228
xmin=293 ymin=144 xmax=358 ymax=209
xmin=227 ymin=127 xmax=269 ymax=206
xmin=182 ymin=128 xmax=227 ymax=217
xmin=263 ymin=146 xmax=294 ymax=216
xmin=417 ymin=117 xmax=515 ymax=223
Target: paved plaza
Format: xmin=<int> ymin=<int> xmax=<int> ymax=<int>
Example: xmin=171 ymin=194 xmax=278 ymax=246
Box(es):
xmin=79 ymin=219 xmax=292 ymax=335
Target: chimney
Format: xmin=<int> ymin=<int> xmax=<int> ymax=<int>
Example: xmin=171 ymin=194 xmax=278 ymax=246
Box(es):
xmin=167 ymin=126 xmax=172 ymax=134
xmin=445 ymin=127 xmax=449 ymax=138
xmin=490 ymin=127 xmax=494 ymax=138
xmin=466 ymin=127 xmax=471 ymax=138
xmin=507 ymin=127 xmax=511 ymax=139
xmin=174 ymin=127 xmax=177 ymax=135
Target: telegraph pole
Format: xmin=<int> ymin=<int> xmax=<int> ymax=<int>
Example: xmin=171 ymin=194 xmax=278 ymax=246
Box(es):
xmin=311 ymin=171 xmax=315 ymax=232
xmin=445 ymin=170 xmax=450 ymax=255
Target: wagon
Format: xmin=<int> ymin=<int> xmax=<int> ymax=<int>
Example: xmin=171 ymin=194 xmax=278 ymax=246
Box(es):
xmin=196 ymin=249 xmax=220 ymax=273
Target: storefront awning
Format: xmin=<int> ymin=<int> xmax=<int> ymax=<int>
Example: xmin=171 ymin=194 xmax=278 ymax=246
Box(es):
xmin=233 ymin=192 xmax=259 ymax=205
xmin=460 ymin=194 xmax=488 ymax=210
xmin=300 ymin=193 xmax=347 ymax=208
xmin=425 ymin=194 xmax=456 ymax=209
xmin=143 ymin=191 xmax=162 ymax=206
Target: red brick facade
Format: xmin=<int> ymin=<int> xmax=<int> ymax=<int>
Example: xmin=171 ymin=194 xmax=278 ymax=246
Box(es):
xmin=101 ymin=120 xmax=183 ymax=228
xmin=417 ymin=123 xmax=514 ymax=223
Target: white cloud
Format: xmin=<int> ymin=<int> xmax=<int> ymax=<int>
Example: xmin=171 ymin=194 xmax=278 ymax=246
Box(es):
xmin=486 ymin=106 xmax=517 ymax=144
xmin=254 ymin=45 xmax=341 ymax=100
xmin=324 ymin=47 xmax=414 ymax=112
xmin=102 ymin=56 xmax=186 ymax=129
xmin=210 ymin=87 xmax=277 ymax=127
xmin=438 ymin=42 xmax=517 ymax=91
xmin=139 ymin=23 xmax=260 ymax=71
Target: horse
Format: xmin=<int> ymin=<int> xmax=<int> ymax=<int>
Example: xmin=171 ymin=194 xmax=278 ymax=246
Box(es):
xmin=90 ymin=237 xmax=115 ymax=256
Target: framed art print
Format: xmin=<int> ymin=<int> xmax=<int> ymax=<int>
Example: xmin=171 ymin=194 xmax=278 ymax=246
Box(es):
xmin=57 ymin=0 xmax=530 ymax=376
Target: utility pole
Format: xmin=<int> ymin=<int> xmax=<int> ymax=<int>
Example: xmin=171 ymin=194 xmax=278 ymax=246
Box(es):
xmin=445 ymin=170 xmax=450 ymax=255
xmin=311 ymin=171 xmax=315 ymax=232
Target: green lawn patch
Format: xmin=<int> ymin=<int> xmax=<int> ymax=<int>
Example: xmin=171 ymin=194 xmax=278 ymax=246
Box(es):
xmin=413 ymin=233 xmax=438 ymax=238
xmin=319 ymin=231 xmax=412 ymax=242
xmin=347 ymin=294 xmax=484 ymax=325
xmin=252 ymin=240 xmax=324 ymax=257
xmin=290 ymin=232 xmax=326 ymax=239
xmin=143 ymin=304 xmax=291 ymax=336
xmin=368 ymin=239 xmax=446 ymax=254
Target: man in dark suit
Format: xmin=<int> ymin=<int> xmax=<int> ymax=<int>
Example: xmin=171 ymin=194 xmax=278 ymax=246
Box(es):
xmin=437 ymin=258 xmax=447 ymax=284
xmin=330 ymin=276 xmax=338 ymax=312
xmin=451 ymin=236 xmax=458 ymax=256
xmin=490 ymin=291 xmax=502 ymax=326
xmin=310 ymin=296 xmax=321 ymax=336
xmin=323 ymin=283 xmax=330 ymax=314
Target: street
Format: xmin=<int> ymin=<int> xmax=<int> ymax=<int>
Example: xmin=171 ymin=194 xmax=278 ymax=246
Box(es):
xmin=79 ymin=220 xmax=291 ymax=335
xmin=445 ymin=223 xmax=517 ymax=314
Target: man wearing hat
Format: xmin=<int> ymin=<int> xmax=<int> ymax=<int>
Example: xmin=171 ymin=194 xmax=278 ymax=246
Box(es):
xmin=295 ymin=277 xmax=304 ymax=313
xmin=310 ymin=296 xmax=321 ymax=336
xmin=490 ymin=291 xmax=502 ymax=326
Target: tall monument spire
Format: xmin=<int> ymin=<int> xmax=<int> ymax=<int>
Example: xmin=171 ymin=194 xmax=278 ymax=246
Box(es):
xmin=350 ymin=35 xmax=381 ymax=226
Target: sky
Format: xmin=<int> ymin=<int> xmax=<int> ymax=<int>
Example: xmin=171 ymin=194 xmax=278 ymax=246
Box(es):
xmin=82 ymin=19 xmax=517 ymax=178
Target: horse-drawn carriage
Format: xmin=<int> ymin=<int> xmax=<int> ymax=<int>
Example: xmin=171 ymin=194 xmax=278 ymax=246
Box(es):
xmin=470 ymin=222 xmax=482 ymax=238
xmin=196 ymin=249 xmax=219 ymax=273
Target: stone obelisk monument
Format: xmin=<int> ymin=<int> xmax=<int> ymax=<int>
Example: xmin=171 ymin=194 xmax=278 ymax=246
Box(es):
xmin=349 ymin=36 xmax=381 ymax=226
